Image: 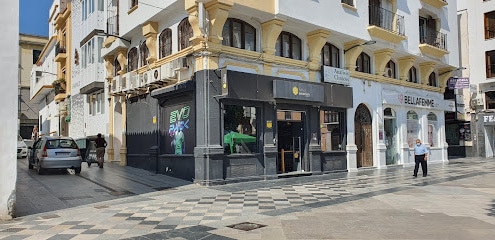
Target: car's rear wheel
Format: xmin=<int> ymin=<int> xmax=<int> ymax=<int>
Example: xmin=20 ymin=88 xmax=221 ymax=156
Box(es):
xmin=74 ymin=167 xmax=81 ymax=174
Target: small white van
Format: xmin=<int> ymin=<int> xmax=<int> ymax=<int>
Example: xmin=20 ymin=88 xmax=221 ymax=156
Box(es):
xmin=17 ymin=135 xmax=27 ymax=158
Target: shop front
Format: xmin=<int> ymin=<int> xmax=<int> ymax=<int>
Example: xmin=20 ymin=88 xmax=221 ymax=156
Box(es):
xmin=146 ymin=69 xmax=352 ymax=184
xmin=475 ymin=113 xmax=495 ymax=157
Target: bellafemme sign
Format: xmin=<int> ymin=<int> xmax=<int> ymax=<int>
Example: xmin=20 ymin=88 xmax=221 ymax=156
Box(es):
xmin=399 ymin=94 xmax=436 ymax=107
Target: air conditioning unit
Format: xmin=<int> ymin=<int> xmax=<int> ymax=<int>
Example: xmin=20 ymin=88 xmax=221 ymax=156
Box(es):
xmin=140 ymin=71 xmax=150 ymax=85
xmin=161 ymin=62 xmax=177 ymax=80
xmin=384 ymin=68 xmax=393 ymax=78
xmin=111 ymin=77 xmax=118 ymax=93
xmin=150 ymin=68 xmax=160 ymax=84
xmin=172 ymin=57 xmax=188 ymax=70
xmin=121 ymin=72 xmax=131 ymax=92
xmin=130 ymin=73 xmax=140 ymax=89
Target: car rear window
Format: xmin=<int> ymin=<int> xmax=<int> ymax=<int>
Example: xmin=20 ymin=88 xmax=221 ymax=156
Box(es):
xmin=46 ymin=139 xmax=79 ymax=149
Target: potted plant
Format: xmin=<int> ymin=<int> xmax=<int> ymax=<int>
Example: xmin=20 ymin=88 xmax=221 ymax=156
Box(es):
xmin=52 ymin=78 xmax=66 ymax=94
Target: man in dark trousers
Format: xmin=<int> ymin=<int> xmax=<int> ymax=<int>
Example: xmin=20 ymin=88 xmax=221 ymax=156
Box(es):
xmin=95 ymin=133 xmax=107 ymax=168
xmin=413 ymin=138 xmax=428 ymax=177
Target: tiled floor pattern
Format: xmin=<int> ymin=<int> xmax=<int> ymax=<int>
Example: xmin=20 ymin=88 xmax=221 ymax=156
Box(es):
xmin=1 ymin=160 xmax=493 ymax=239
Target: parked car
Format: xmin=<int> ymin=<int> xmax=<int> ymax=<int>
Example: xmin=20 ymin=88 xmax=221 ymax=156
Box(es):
xmin=75 ymin=137 xmax=98 ymax=167
xmin=17 ymin=135 xmax=27 ymax=158
xmin=28 ymin=136 xmax=83 ymax=174
xmin=23 ymin=139 xmax=34 ymax=148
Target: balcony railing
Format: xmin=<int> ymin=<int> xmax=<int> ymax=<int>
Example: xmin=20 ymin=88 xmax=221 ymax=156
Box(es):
xmin=55 ymin=42 xmax=66 ymax=55
xmin=369 ymin=5 xmax=405 ymax=36
xmin=420 ymin=30 xmax=447 ymax=51
xmin=107 ymin=15 xmax=119 ymax=36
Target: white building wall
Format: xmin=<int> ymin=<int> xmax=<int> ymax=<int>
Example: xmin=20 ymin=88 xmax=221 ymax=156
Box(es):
xmin=0 ymin=0 xmax=18 ymax=220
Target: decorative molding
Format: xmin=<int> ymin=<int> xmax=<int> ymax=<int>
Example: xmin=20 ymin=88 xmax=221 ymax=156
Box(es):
xmin=398 ymin=56 xmax=416 ymax=81
xmin=344 ymin=40 xmax=366 ymax=70
xmin=307 ymin=29 xmax=331 ymax=70
xmin=142 ymin=21 xmax=158 ymax=63
xmin=104 ymin=55 xmax=114 ymax=80
xmin=275 ymin=69 xmax=307 ymax=81
xmin=261 ymin=19 xmax=285 ymax=62
xmin=419 ymin=62 xmax=436 ymax=85
xmin=419 ymin=43 xmax=449 ymax=58
xmin=205 ymin=0 xmax=234 ymax=44
xmin=367 ymin=26 xmax=407 ymax=44
xmin=374 ymin=49 xmax=394 ymax=76
xmin=222 ymin=61 xmax=261 ymax=74
xmin=116 ymin=48 xmax=128 ymax=75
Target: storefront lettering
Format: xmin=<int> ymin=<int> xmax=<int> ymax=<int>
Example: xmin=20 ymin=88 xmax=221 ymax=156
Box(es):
xmin=402 ymin=95 xmax=435 ymax=107
xmin=170 ymin=106 xmax=190 ymax=123
xmin=483 ymin=115 xmax=495 ymax=123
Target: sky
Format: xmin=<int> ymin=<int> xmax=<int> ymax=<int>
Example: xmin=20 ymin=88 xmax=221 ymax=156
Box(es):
xmin=20 ymin=0 xmax=52 ymax=36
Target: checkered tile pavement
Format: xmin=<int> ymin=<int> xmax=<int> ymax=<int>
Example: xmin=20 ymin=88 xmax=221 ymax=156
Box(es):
xmin=1 ymin=159 xmax=493 ymax=239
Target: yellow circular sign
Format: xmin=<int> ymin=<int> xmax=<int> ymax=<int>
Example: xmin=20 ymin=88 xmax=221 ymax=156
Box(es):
xmin=223 ymin=83 xmax=227 ymax=89
xmin=292 ymin=86 xmax=299 ymax=96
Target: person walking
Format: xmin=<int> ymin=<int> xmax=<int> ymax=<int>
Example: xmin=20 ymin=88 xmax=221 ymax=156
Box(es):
xmin=413 ymin=138 xmax=428 ymax=177
xmin=95 ymin=133 xmax=107 ymax=168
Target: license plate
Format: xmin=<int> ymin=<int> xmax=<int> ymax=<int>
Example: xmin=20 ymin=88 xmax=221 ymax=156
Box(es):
xmin=56 ymin=152 xmax=70 ymax=157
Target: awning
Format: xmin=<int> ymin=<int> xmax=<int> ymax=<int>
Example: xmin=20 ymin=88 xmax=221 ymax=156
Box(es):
xmin=80 ymin=82 xmax=104 ymax=94
xmin=151 ymin=80 xmax=195 ymax=99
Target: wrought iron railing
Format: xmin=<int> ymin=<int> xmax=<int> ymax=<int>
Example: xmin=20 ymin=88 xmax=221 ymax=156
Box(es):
xmin=342 ymin=0 xmax=353 ymax=6
xmin=420 ymin=30 xmax=447 ymax=51
xmin=55 ymin=42 xmax=66 ymax=55
xmin=369 ymin=5 xmax=405 ymax=36
xmin=107 ymin=15 xmax=119 ymax=36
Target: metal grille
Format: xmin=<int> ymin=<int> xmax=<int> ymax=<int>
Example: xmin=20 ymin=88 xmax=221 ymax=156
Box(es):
xmin=369 ymin=4 xmax=405 ymax=36
xmin=230 ymin=164 xmax=256 ymax=178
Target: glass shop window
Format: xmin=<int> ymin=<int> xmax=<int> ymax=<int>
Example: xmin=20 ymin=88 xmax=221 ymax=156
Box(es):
xmin=320 ymin=110 xmax=346 ymax=151
xmin=224 ymin=105 xmax=259 ymax=154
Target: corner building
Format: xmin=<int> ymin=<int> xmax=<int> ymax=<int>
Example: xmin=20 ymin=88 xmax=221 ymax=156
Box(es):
xmin=101 ymin=0 xmax=459 ymax=185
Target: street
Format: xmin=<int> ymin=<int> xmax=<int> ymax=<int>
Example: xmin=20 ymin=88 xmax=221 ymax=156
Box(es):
xmin=2 ymin=158 xmax=495 ymax=239
xmin=14 ymin=157 xmax=191 ymax=217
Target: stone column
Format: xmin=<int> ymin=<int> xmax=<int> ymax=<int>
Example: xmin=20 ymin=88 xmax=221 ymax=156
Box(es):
xmin=374 ymin=49 xmax=394 ymax=77
xmin=398 ymin=56 xmax=416 ymax=81
xmin=344 ymin=40 xmax=366 ymax=71
xmin=120 ymin=95 xmax=127 ymax=166
xmin=104 ymin=55 xmax=115 ymax=161
xmin=116 ymin=48 xmax=128 ymax=75
xmin=419 ymin=62 xmax=436 ymax=85
xmin=205 ymin=0 xmax=233 ymax=44
xmin=261 ymin=19 xmax=285 ymax=75
xmin=307 ymin=30 xmax=331 ymax=82
xmin=143 ymin=21 xmax=158 ymax=64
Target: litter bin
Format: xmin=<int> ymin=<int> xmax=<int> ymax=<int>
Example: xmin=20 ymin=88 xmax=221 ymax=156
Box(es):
xmin=149 ymin=146 xmax=159 ymax=173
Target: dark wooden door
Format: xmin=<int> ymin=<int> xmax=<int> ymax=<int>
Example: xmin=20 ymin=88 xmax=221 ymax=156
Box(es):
xmin=355 ymin=104 xmax=373 ymax=168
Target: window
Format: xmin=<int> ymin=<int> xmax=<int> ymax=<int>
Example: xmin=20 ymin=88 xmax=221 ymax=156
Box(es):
xmin=139 ymin=41 xmax=149 ymax=67
xmin=342 ymin=0 xmax=353 ymax=6
xmin=385 ymin=60 xmax=396 ymax=78
xmin=275 ymin=31 xmax=301 ymax=60
xmin=178 ymin=18 xmax=193 ymax=51
xmin=321 ymin=43 xmax=340 ymax=68
xmin=408 ymin=66 xmax=418 ymax=83
xmin=127 ymin=47 xmax=138 ymax=72
xmin=485 ymin=11 xmax=495 ymax=39
xmin=222 ymin=18 xmax=256 ymax=51
xmin=89 ymin=91 xmax=104 ymax=116
xmin=427 ymin=112 xmax=438 ymax=147
xmin=320 ymin=110 xmax=346 ymax=151
xmin=80 ymin=38 xmax=96 ymax=69
xmin=114 ymin=57 xmax=121 ymax=76
xmin=486 ymin=50 xmax=495 ymax=78
xmin=223 ymin=105 xmax=259 ymax=154
xmin=97 ymin=37 xmax=103 ymax=63
xmin=356 ymin=52 xmax=371 ymax=73
xmin=406 ymin=110 xmax=419 ymax=148
xmin=428 ymin=72 xmax=437 ymax=86
xmin=130 ymin=0 xmax=138 ymax=8
xmin=81 ymin=0 xmax=95 ymax=21
xmin=33 ymin=50 xmax=41 ymax=64
xmin=486 ymin=91 xmax=495 ymax=109
xmin=159 ymin=28 xmax=172 ymax=59
xmin=98 ymin=0 xmax=104 ymax=11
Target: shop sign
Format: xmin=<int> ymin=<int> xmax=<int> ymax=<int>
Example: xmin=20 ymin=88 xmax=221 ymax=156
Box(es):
xmin=322 ymin=66 xmax=350 ymax=86
xmin=398 ymin=94 xmax=436 ymax=107
xmin=483 ymin=114 xmax=495 ymax=125
xmin=448 ymin=77 xmax=470 ymax=89
xmin=273 ymin=79 xmax=324 ymax=102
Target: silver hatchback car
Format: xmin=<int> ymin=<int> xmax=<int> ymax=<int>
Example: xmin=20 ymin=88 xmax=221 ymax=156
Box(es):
xmin=28 ymin=136 xmax=83 ymax=174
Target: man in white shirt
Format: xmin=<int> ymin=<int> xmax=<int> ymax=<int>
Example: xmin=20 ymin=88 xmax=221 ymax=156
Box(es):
xmin=413 ymin=139 xmax=428 ymax=178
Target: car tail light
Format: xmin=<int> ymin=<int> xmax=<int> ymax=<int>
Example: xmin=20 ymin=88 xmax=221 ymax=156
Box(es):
xmin=77 ymin=148 xmax=81 ymax=156
xmin=42 ymin=146 xmax=47 ymax=157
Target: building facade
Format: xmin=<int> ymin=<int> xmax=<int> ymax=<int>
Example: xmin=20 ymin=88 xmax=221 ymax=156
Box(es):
xmin=99 ymin=0 xmax=459 ymax=184
xmin=19 ymin=34 xmax=48 ymax=139
xmin=458 ymin=0 xmax=495 ymax=158
xmin=31 ymin=0 xmax=72 ymax=138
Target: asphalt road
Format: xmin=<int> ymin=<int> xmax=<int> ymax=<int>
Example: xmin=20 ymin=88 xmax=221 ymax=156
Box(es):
xmin=14 ymin=157 xmax=192 ymax=217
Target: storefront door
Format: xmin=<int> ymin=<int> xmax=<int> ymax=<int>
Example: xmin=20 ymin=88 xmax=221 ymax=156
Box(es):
xmin=384 ymin=108 xmax=398 ymax=165
xmin=277 ymin=111 xmax=305 ymax=173
xmin=355 ymin=104 xmax=373 ymax=167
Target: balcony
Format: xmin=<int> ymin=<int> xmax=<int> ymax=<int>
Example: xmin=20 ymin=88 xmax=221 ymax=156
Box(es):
xmin=31 ymin=71 xmax=56 ymax=103
xmin=55 ymin=42 xmax=67 ymax=63
xmin=419 ymin=30 xmax=449 ymax=58
xmin=421 ymin=0 xmax=448 ymax=9
xmin=367 ymin=5 xmax=406 ymax=43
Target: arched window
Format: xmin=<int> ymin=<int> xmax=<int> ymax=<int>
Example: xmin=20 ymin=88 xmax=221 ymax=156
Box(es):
xmin=113 ymin=56 xmax=121 ymax=76
xmin=321 ymin=43 xmax=340 ymax=68
xmin=159 ymin=28 xmax=172 ymax=59
xmin=408 ymin=66 xmax=418 ymax=83
xmin=428 ymin=72 xmax=437 ymax=87
xmin=384 ymin=107 xmax=396 ymax=117
xmin=385 ymin=60 xmax=396 ymax=78
xmin=427 ymin=112 xmax=438 ymax=147
xmin=356 ymin=52 xmax=371 ymax=73
xmin=222 ymin=18 xmax=256 ymax=51
xmin=127 ymin=47 xmax=138 ymax=72
xmin=406 ymin=110 xmax=419 ymax=148
xmin=275 ymin=31 xmax=301 ymax=60
xmin=178 ymin=18 xmax=193 ymax=51
xmin=139 ymin=41 xmax=149 ymax=67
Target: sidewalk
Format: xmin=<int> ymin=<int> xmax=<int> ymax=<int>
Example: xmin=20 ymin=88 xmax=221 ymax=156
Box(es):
xmin=2 ymin=158 xmax=495 ymax=239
